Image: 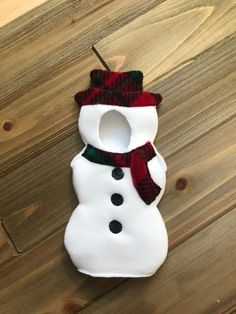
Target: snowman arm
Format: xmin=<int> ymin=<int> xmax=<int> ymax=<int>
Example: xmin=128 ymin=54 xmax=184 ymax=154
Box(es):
xmin=154 ymin=150 xmax=167 ymax=172
xmin=70 ymin=147 xmax=86 ymax=168
xmin=147 ymin=155 xmax=166 ymax=191
xmin=70 ymin=155 xmax=79 ymax=168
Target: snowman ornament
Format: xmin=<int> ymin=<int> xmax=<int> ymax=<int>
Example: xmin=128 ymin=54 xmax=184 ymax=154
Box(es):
xmin=64 ymin=70 xmax=168 ymax=277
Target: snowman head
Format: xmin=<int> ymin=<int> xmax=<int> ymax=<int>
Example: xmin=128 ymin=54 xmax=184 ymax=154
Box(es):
xmin=75 ymin=70 xmax=162 ymax=153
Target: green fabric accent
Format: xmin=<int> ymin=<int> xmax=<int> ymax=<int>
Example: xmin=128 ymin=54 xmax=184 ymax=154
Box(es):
xmin=83 ymin=145 xmax=108 ymax=165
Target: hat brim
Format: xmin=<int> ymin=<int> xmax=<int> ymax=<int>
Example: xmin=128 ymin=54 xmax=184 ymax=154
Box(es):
xmin=74 ymin=87 xmax=162 ymax=107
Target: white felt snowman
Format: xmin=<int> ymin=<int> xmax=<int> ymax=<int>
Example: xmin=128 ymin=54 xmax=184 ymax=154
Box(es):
xmin=64 ymin=70 xmax=168 ymax=277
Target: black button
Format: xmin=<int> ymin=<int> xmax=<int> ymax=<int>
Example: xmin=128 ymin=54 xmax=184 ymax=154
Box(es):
xmin=109 ymin=220 xmax=122 ymax=234
xmin=111 ymin=193 xmax=123 ymax=206
xmin=112 ymin=167 xmax=124 ymax=180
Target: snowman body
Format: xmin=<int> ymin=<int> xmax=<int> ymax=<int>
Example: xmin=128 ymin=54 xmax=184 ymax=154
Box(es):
xmin=64 ymin=104 xmax=168 ymax=277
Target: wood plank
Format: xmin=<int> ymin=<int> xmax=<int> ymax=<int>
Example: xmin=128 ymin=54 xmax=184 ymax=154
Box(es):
xmin=153 ymin=34 xmax=236 ymax=158
xmin=0 ymin=0 xmax=107 ymax=54
xmin=0 ymin=228 xmax=123 ymax=314
xmin=0 ymin=0 xmax=164 ymax=105
xmin=94 ymin=0 xmax=236 ymax=83
xmin=0 ymin=50 xmax=102 ymax=178
xmin=0 ymin=131 xmax=79 ymax=250
xmin=80 ymin=209 xmax=236 ymax=314
xmin=164 ymin=117 xmax=236 ymax=248
xmin=167 ymin=176 xmax=235 ymax=250
xmin=0 ymin=0 xmax=48 ymax=28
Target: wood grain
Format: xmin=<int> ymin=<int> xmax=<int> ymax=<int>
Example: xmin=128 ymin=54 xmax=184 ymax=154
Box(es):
xmin=0 ymin=0 xmax=235 ymax=313
xmin=0 ymin=49 xmax=102 ymax=251
xmin=80 ymin=209 xmax=236 ymax=314
xmin=1 ymin=132 xmax=79 ymax=250
xmin=164 ymin=117 xmax=236 ymax=248
xmin=0 ymin=228 xmax=123 ymax=314
xmin=0 ymin=50 xmax=102 ymax=178
xmin=152 ymin=34 xmax=236 ymax=158
xmin=94 ymin=0 xmax=236 ymax=83
xmin=0 ymin=0 xmax=163 ymax=106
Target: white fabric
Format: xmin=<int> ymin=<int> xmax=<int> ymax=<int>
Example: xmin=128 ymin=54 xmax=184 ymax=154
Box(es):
xmin=78 ymin=105 xmax=158 ymax=152
xmin=64 ymin=104 xmax=168 ymax=277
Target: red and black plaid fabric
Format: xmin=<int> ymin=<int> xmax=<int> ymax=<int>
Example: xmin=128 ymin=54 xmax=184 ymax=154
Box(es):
xmin=74 ymin=69 xmax=162 ymax=107
xmin=82 ymin=141 xmax=161 ymax=205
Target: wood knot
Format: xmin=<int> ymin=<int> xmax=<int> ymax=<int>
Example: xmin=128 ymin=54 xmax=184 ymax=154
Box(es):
xmin=176 ymin=177 xmax=188 ymax=191
xmin=2 ymin=120 xmax=14 ymax=131
xmin=63 ymin=301 xmax=82 ymax=314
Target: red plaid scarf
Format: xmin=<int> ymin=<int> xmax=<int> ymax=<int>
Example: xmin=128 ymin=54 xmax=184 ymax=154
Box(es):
xmin=82 ymin=142 xmax=161 ymax=205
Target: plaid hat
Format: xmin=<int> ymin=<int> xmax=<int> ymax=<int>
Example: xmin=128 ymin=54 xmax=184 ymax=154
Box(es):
xmin=74 ymin=69 xmax=162 ymax=107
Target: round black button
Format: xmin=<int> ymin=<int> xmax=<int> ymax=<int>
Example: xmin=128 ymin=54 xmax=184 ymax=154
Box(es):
xmin=109 ymin=220 xmax=122 ymax=234
xmin=112 ymin=167 xmax=124 ymax=180
xmin=111 ymin=193 xmax=123 ymax=206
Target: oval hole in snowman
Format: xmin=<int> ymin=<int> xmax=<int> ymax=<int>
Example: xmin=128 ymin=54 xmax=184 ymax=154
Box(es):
xmin=99 ymin=110 xmax=131 ymax=151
